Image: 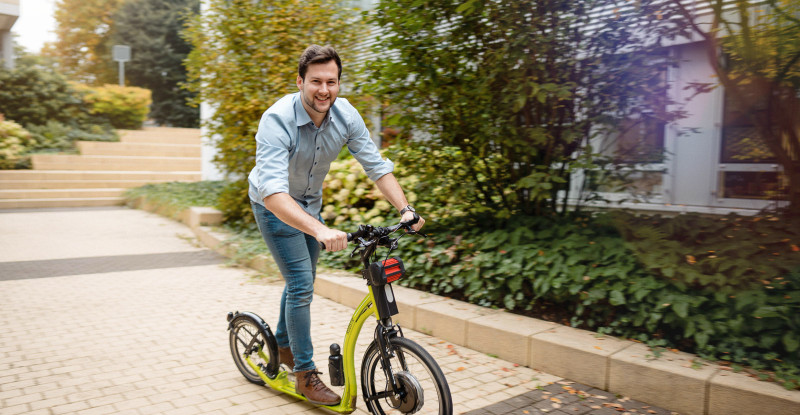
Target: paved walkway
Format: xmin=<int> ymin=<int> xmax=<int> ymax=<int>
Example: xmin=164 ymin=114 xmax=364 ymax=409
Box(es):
xmin=0 ymin=207 xmax=678 ymax=415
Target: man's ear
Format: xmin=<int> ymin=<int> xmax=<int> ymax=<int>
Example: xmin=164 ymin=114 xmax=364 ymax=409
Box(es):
xmin=296 ymin=75 xmax=303 ymax=90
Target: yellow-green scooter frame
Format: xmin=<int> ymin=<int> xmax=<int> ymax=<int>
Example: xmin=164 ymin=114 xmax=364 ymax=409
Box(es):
xmin=244 ymin=287 xmax=379 ymax=414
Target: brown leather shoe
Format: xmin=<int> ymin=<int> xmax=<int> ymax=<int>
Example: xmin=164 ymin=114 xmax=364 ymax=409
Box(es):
xmin=295 ymin=370 xmax=341 ymax=406
xmin=278 ymin=346 xmax=294 ymax=371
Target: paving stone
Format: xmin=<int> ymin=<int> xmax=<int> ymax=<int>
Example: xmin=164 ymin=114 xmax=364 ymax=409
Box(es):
xmin=0 ymin=207 xmax=695 ymax=415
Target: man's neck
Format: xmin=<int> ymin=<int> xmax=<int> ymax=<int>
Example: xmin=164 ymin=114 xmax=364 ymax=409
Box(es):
xmin=301 ymin=101 xmax=326 ymax=128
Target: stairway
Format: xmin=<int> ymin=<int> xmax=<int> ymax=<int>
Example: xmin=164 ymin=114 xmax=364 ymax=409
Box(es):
xmin=0 ymin=127 xmax=203 ymax=209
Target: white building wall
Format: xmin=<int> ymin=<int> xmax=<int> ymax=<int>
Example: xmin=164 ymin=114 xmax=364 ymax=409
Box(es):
xmin=667 ymin=41 xmax=723 ymax=208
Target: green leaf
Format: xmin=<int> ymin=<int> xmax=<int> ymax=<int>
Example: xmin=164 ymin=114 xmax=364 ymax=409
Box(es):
xmin=609 ymin=290 xmax=626 ymax=305
xmin=673 ymin=302 xmax=689 ymax=318
xmin=783 ymin=332 xmax=800 ymax=352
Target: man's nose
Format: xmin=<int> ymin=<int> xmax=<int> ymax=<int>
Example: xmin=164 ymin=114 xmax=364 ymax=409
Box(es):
xmin=320 ymin=83 xmax=328 ymax=94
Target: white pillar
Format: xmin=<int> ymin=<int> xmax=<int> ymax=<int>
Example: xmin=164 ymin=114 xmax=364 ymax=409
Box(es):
xmin=1 ymin=30 xmax=14 ymax=70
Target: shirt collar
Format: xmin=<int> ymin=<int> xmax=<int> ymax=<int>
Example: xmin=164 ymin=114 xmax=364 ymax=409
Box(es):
xmin=293 ymin=92 xmax=333 ymax=128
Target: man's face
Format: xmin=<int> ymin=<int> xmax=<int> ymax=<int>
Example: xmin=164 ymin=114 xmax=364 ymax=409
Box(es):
xmin=297 ymin=60 xmax=339 ymax=119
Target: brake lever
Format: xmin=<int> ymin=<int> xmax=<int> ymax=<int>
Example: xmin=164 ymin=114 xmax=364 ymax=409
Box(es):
xmin=349 ymin=237 xmax=374 ymax=258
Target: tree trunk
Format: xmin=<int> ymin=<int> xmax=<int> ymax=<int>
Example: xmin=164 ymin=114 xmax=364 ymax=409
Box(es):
xmin=788 ymin=163 xmax=800 ymax=217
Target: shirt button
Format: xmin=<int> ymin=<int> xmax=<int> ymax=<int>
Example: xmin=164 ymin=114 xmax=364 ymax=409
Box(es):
xmin=316 ymin=147 xmax=320 ymax=150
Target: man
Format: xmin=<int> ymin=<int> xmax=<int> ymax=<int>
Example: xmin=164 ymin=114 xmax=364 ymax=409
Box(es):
xmin=247 ymin=44 xmax=424 ymax=406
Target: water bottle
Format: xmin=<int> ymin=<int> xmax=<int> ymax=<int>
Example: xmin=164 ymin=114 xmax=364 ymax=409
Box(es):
xmin=328 ymin=343 xmax=344 ymax=386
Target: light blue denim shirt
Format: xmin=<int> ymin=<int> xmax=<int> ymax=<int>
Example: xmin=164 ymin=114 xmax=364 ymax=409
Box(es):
xmin=247 ymin=92 xmax=394 ymax=216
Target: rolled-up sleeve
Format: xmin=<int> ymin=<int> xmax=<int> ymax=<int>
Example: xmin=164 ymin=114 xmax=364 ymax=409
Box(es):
xmin=254 ymin=112 xmax=292 ymax=201
xmin=345 ymin=108 xmax=394 ymax=182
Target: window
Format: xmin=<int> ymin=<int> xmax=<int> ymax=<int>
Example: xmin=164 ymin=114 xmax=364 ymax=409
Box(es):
xmin=720 ymin=89 xmax=776 ymax=163
xmin=718 ymin=88 xmax=785 ymax=200
xmin=614 ymin=113 xmax=666 ymax=163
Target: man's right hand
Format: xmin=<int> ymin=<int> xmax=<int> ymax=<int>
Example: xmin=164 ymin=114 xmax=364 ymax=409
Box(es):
xmin=317 ymin=228 xmax=348 ymax=252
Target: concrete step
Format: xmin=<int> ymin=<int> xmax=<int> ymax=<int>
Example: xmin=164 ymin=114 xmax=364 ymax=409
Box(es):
xmin=0 ymin=197 xmax=124 ymax=209
xmin=0 ymin=179 xmax=182 ymax=190
xmin=31 ymin=154 xmax=202 ymax=172
xmin=0 ymin=170 xmax=201 ymax=181
xmin=118 ymin=127 xmax=201 ymax=145
xmin=0 ymin=188 xmax=125 ymax=199
xmin=77 ymin=141 xmax=201 ymax=157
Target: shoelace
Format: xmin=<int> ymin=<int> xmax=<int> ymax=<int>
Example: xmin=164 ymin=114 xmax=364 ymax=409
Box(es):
xmin=304 ymin=370 xmax=326 ymax=390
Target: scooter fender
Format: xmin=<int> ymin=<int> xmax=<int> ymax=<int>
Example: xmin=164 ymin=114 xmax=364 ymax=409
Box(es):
xmin=227 ymin=310 xmax=271 ymax=333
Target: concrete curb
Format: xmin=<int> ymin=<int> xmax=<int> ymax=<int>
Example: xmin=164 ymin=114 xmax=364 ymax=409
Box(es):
xmin=138 ymin=203 xmax=800 ymax=415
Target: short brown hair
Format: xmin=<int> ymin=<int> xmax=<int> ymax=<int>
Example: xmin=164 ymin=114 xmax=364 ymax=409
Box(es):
xmin=298 ymin=45 xmax=342 ymax=80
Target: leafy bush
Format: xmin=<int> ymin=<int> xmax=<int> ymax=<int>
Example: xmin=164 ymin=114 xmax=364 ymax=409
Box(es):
xmin=75 ymin=84 xmax=152 ymax=129
xmin=124 ymin=181 xmax=225 ymax=217
xmin=320 ymin=210 xmax=800 ymax=388
xmin=25 ymin=121 xmax=119 ymax=154
xmin=0 ymin=55 xmax=89 ymax=127
xmin=0 ymin=120 xmax=35 ymax=169
xmin=217 ymin=180 xmax=255 ymax=227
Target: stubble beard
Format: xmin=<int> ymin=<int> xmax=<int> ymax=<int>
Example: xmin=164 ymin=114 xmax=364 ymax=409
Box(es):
xmin=303 ymin=90 xmax=335 ymax=115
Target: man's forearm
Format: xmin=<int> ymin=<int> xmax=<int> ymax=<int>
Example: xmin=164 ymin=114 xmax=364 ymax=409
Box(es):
xmin=375 ymin=173 xmax=425 ymax=231
xmin=375 ymin=173 xmax=410 ymax=213
xmin=263 ymin=193 xmax=327 ymax=237
xmin=263 ymin=192 xmax=348 ymax=251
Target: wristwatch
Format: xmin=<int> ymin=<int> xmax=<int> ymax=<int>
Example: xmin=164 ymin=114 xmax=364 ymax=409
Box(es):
xmin=400 ymin=205 xmax=415 ymax=215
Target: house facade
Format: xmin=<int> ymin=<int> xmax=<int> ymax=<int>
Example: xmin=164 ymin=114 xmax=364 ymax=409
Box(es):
xmin=576 ymin=38 xmax=784 ymax=216
xmin=0 ymin=0 xmax=19 ymax=70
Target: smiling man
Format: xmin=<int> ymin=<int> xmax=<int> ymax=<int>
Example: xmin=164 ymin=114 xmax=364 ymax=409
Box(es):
xmin=246 ymin=44 xmax=424 ymax=406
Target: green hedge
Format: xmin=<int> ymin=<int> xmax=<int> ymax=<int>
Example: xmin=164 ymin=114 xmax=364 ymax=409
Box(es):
xmin=321 ymin=211 xmax=800 ymax=389
xmin=313 ymin=148 xmax=800 ymax=388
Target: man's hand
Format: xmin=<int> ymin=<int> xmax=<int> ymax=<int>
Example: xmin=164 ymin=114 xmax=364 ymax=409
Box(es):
xmin=402 ymin=211 xmax=425 ymax=232
xmin=317 ymin=227 xmax=348 ymax=252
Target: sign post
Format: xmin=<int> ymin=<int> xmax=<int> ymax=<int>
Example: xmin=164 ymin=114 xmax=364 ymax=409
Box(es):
xmin=112 ymin=45 xmax=131 ymax=86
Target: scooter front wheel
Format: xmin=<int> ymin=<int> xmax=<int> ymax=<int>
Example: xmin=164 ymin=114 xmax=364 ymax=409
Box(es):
xmin=228 ymin=312 xmax=279 ymax=384
xmin=361 ymin=337 xmax=453 ymax=415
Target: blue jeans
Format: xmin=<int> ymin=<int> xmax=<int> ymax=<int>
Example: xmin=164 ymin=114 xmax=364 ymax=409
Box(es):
xmin=251 ymin=201 xmax=321 ymax=372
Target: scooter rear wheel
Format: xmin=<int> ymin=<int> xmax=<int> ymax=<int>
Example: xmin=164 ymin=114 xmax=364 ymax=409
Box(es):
xmin=228 ymin=314 xmax=279 ymax=384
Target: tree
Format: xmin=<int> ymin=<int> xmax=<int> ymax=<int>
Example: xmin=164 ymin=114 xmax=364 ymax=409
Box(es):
xmin=183 ymin=0 xmax=365 ymax=221
xmin=674 ymin=0 xmax=800 ymax=215
xmin=366 ymin=0 xmax=691 ymax=220
xmin=111 ymin=0 xmax=200 ymax=127
xmin=44 ymin=0 xmax=126 ymax=84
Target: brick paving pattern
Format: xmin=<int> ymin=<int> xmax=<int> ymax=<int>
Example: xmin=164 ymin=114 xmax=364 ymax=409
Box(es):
xmin=463 ymin=381 xmax=676 ymax=415
xmin=0 ymin=207 xmax=678 ymax=414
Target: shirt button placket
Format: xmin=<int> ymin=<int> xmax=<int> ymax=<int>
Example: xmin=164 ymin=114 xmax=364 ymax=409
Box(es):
xmin=308 ymin=130 xmax=320 ymax=192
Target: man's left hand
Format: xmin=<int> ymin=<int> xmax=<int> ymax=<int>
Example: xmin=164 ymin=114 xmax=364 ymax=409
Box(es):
xmin=402 ymin=211 xmax=425 ymax=232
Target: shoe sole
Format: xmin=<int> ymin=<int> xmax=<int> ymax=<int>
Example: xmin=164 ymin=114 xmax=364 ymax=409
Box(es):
xmin=295 ymin=387 xmax=340 ymax=406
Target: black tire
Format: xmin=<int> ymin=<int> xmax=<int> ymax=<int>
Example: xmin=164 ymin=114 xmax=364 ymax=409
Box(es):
xmin=361 ymin=337 xmax=453 ymax=415
xmin=228 ymin=315 xmax=278 ymax=384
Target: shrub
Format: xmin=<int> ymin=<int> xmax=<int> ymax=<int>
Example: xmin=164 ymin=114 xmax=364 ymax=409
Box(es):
xmin=217 ymin=180 xmax=255 ymax=228
xmin=341 ymin=210 xmax=800 ymax=388
xmin=124 ymin=181 xmax=225 ymax=217
xmin=0 ymin=119 xmax=35 ymax=169
xmin=25 ymin=121 xmax=119 ymax=154
xmin=0 ymin=55 xmax=88 ymax=127
xmin=75 ymin=84 xmax=152 ymax=129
